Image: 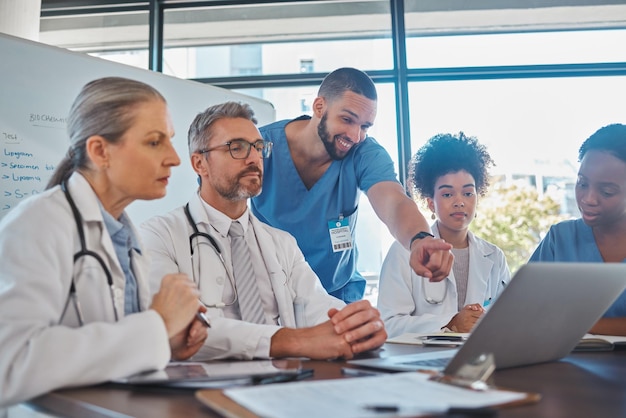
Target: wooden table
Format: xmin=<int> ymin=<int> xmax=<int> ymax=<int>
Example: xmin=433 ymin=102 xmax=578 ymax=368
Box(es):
xmin=27 ymin=344 xmax=626 ymax=417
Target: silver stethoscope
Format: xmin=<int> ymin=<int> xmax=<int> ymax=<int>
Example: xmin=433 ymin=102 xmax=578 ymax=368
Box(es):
xmin=184 ymin=203 xmax=237 ymax=308
xmin=422 ymin=278 xmax=449 ymax=304
xmin=60 ymin=180 xmax=119 ymax=326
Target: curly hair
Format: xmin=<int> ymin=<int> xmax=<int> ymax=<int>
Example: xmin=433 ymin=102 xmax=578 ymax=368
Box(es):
xmin=578 ymin=123 xmax=626 ymax=164
xmin=408 ymin=132 xmax=495 ymax=200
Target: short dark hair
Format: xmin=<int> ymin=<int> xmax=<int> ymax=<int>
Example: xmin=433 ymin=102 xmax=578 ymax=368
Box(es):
xmin=318 ymin=67 xmax=377 ymax=102
xmin=409 ymin=132 xmax=495 ymax=200
xmin=578 ymin=123 xmax=626 ymax=164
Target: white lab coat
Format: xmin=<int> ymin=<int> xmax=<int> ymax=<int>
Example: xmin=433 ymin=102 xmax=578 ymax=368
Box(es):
xmin=0 ymin=173 xmax=170 ymax=408
xmin=377 ymin=225 xmax=510 ymax=338
xmin=140 ymin=193 xmax=346 ymax=360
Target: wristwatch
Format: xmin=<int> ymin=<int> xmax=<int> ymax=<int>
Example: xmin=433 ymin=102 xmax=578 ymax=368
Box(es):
xmin=410 ymin=231 xmax=435 ymax=248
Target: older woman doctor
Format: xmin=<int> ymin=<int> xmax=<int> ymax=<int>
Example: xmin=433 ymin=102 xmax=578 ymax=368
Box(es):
xmin=0 ymin=77 xmax=207 ymax=408
xmin=377 ymin=132 xmax=510 ymax=338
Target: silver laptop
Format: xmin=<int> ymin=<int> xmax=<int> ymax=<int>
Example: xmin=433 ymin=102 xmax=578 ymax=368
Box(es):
xmin=350 ymin=262 xmax=626 ymax=375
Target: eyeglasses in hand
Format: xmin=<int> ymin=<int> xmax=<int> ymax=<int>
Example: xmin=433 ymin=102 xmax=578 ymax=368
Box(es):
xmin=198 ymin=139 xmax=273 ymax=159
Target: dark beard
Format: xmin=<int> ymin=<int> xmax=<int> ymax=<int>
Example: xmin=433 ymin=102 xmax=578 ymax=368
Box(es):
xmin=317 ymin=112 xmax=344 ymax=161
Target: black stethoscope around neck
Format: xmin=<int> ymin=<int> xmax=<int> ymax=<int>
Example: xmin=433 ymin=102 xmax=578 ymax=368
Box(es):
xmin=59 ymin=180 xmax=119 ymax=326
xmin=184 ymin=203 xmax=237 ymax=308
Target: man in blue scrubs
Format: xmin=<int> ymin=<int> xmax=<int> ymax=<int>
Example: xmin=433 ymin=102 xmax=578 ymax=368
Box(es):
xmin=251 ymin=67 xmax=453 ymax=303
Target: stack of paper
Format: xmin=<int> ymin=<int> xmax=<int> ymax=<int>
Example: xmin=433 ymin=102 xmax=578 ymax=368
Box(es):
xmin=215 ymin=371 xmax=532 ymax=418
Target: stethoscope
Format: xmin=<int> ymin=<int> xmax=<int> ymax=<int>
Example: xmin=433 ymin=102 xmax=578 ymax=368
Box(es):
xmin=184 ymin=203 xmax=237 ymax=308
xmin=422 ymin=278 xmax=449 ymax=304
xmin=60 ymin=180 xmax=119 ymax=326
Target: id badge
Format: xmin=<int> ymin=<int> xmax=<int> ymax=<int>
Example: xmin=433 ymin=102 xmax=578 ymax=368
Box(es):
xmin=328 ymin=217 xmax=353 ymax=253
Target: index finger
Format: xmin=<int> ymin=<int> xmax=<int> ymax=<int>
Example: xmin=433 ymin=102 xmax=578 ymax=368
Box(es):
xmin=410 ymin=239 xmax=453 ymax=279
xmin=425 ymin=250 xmax=454 ymax=282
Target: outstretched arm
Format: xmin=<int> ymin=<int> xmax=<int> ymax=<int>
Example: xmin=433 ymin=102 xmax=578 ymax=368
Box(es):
xmin=367 ymin=181 xmax=453 ymax=281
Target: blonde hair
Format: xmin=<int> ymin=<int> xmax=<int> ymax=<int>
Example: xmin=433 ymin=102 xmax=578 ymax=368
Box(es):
xmin=47 ymin=77 xmax=165 ymax=188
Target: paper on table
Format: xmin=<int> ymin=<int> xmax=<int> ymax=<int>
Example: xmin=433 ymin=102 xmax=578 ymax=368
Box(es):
xmin=582 ymin=333 xmax=626 ymax=345
xmin=223 ymin=371 xmax=527 ymax=418
xmin=574 ymin=333 xmax=626 ymax=352
xmin=386 ymin=332 xmax=470 ymax=346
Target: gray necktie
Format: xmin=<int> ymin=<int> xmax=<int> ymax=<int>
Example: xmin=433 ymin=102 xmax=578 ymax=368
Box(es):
xmin=228 ymin=221 xmax=266 ymax=324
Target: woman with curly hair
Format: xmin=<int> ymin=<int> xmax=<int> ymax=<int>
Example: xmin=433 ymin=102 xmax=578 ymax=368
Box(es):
xmin=377 ymin=132 xmax=510 ymax=337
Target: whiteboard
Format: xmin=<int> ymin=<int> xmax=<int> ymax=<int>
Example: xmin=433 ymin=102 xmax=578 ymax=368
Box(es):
xmin=0 ymin=32 xmax=275 ymax=224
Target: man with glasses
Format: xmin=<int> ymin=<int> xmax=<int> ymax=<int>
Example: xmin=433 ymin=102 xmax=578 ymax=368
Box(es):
xmin=252 ymin=67 xmax=454 ymax=303
xmin=140 ymin=101 xmax=386 ymax=360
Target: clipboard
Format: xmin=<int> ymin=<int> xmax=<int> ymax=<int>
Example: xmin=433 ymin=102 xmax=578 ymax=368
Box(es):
xmin=195 ymin=379 xmax=540 ymax=418
xmin=195 ymin=354 xmax=540 ymax=418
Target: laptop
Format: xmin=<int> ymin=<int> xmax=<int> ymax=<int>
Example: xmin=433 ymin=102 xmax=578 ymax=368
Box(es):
xmin=350 ymin=262 xmax=626 ymax=375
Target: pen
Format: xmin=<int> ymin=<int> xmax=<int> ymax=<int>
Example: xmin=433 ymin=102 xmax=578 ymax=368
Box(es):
xmin=253 ymin=368 xmax=314 ymax=385
xmin=363 ymin=405 xmax=496 ymax=416
xmin=196 ymin=311 xmax=211 ymax=328
xmin=447 ymin=407 xmax=497 ymax=417
xmin=341 ymin=367 xmax=385 ymax=377
xmin=364 ymin=405 xmax=399 ymax=413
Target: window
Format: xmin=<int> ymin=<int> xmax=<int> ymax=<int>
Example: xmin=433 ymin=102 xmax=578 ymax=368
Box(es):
xmin=40 ymin=9 xmax=150 ymax=69
xmin=407 ymin=29 xmax=626 ymax=68
xmin=38 ymin=0 xmax=626 ymax=301
xmin=300 ymin=59 xmax=314 ymax=73
xmin=409 ymin=76 xmax=626 ymax=219
xmin=161 ymin=1 xmax=392 ymax=79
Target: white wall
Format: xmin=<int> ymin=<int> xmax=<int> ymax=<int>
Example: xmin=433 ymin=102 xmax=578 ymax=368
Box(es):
xmin=0 ymin=0 xmax=41 ymax=41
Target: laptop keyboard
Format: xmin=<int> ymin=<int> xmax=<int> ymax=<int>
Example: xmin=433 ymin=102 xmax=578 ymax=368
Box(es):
xmin=401 ymin=357 xmax=450 ymax=368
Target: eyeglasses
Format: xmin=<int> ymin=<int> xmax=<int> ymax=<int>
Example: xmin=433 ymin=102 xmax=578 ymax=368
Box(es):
xmin=198 ymin=139 xmax=273 ymax=159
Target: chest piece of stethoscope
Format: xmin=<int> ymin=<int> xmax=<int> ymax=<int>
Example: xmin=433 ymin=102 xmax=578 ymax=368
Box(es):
xmin=422 ymin=277 xmax=448 ymax=304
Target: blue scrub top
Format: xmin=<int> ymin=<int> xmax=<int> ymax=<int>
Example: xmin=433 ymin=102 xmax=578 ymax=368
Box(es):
xmin=252 ymin=116 xmax=398 ymax=302
xmin=530 ymin=218 xmax=626 ymax=317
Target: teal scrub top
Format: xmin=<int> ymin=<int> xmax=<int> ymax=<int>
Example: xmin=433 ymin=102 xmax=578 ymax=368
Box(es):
xmin=252 ymin=116 xmax=398 ymax=302
xmin=530 ymin=218 xmax=626 ymax=317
